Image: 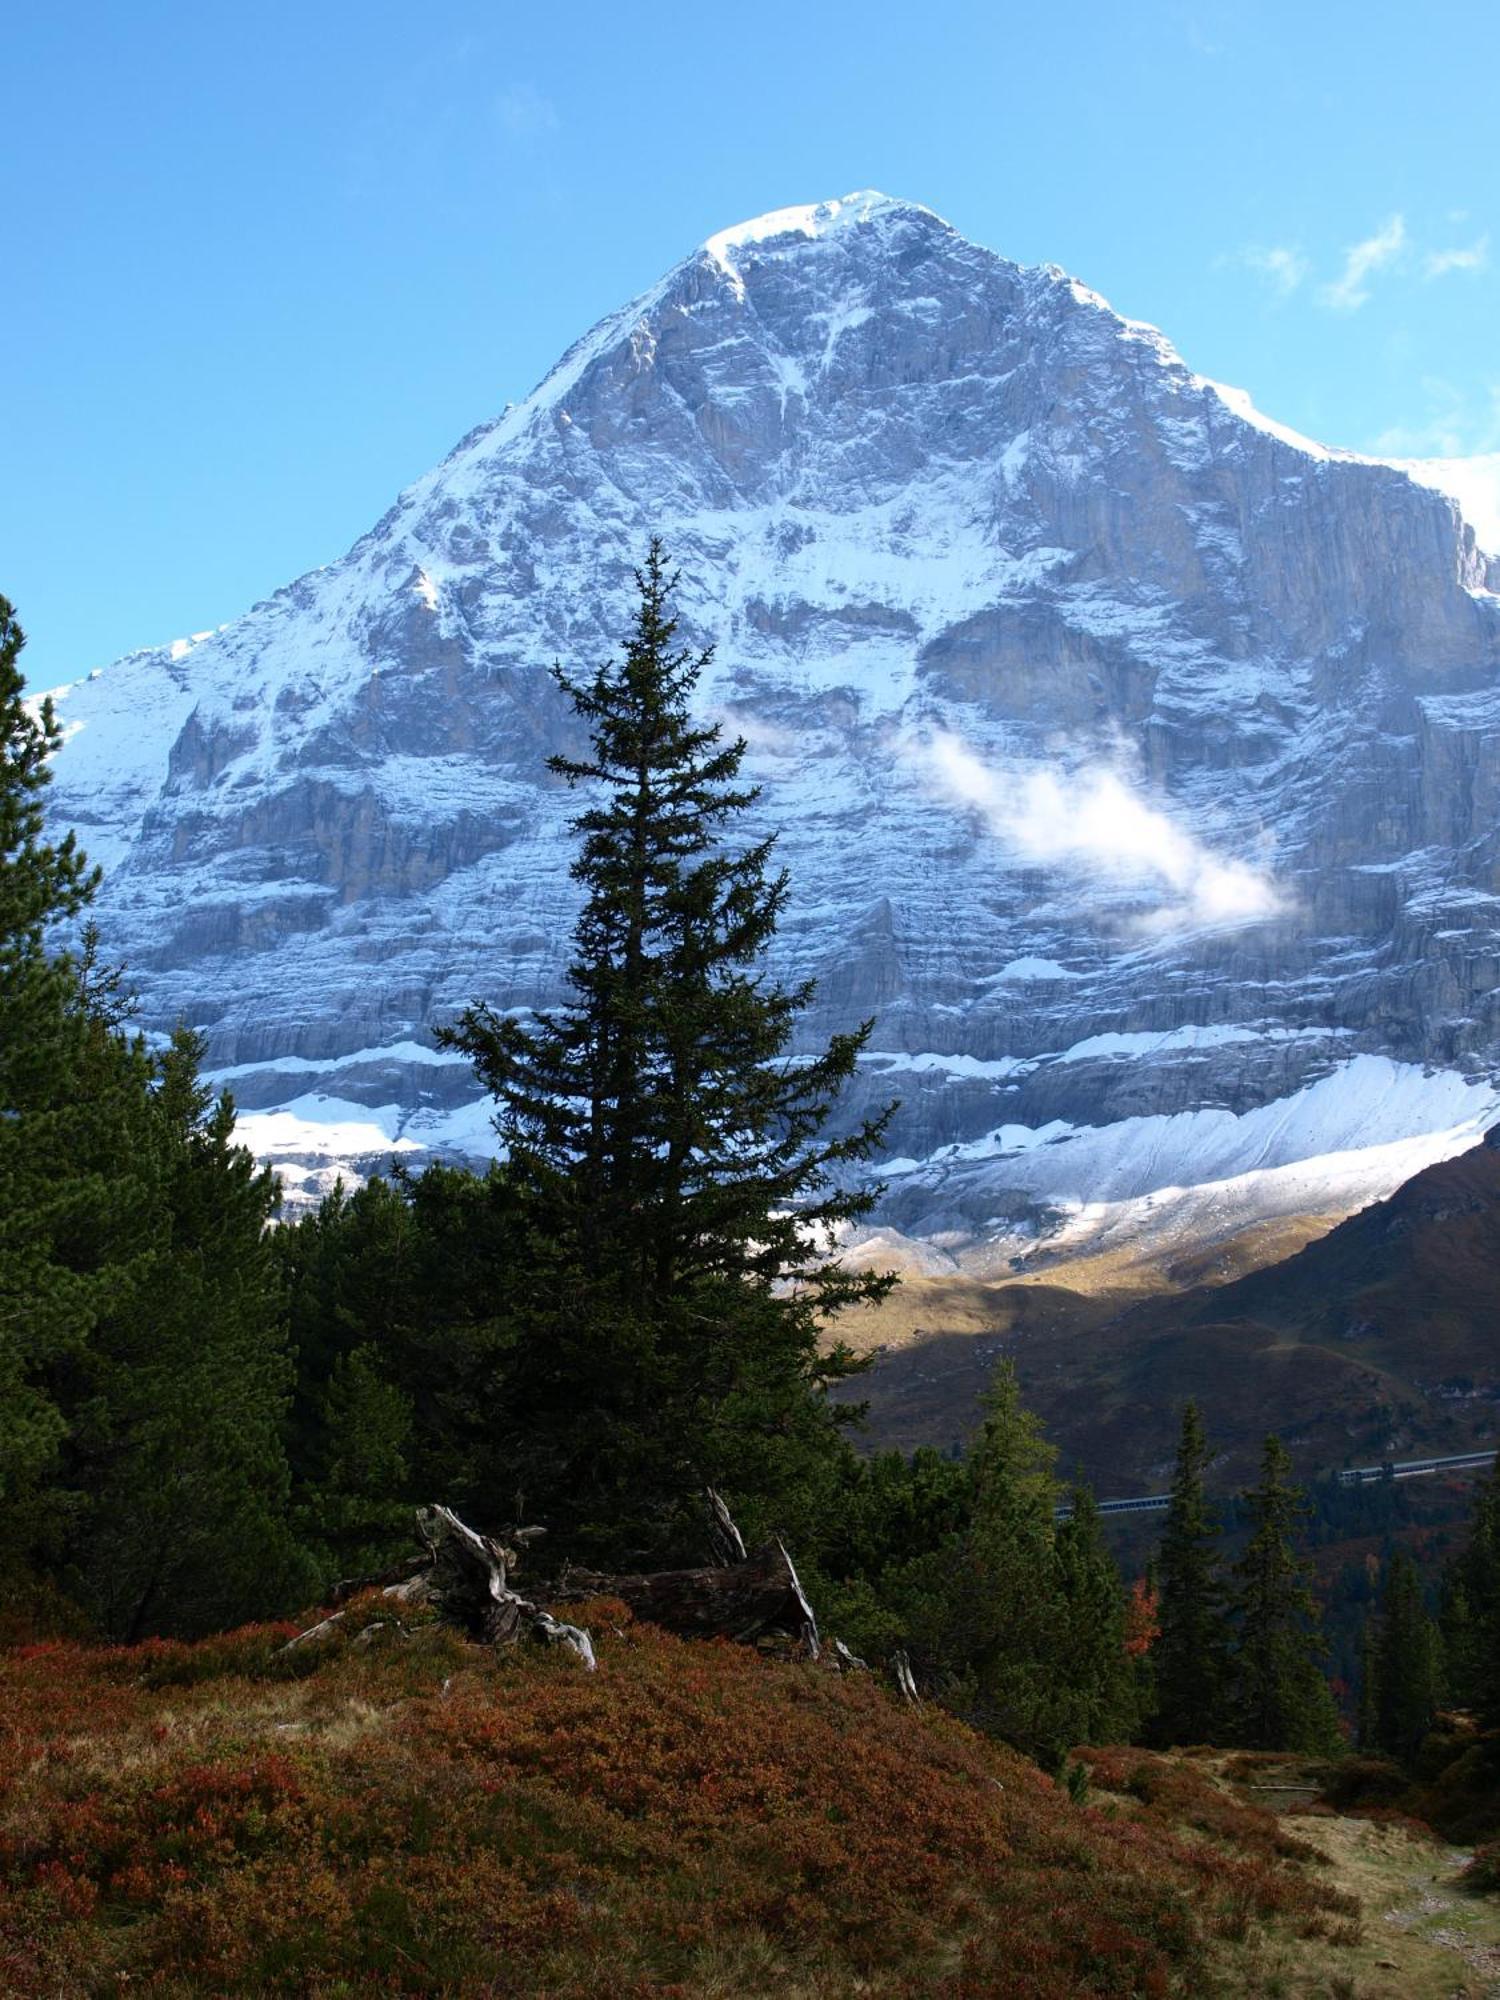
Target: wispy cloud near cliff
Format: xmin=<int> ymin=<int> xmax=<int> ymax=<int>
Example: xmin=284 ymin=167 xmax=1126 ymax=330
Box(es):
xmin=1322 ymin=214 xmax=1408 ymax=311
xmin=1239 ymin=245 xmax=1309 ymax=297
xmin=912 ymin=730 xmax=1284 ymax=932
xmin=1425 ymin=235 xmax=1490 ymax=280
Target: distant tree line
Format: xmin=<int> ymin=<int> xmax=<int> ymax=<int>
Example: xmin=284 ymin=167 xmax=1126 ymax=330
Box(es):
xmin=4 ymin=558 xmax=1496 ymax=1776
xmin=1150 ymin=1399 xmax=1500 ymax=1762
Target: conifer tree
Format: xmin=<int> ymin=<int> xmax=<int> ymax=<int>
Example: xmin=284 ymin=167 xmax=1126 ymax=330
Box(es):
xmin=932 ymin=1365 xmax=1069 ymax=1754
xmin=0 ymin=599 xmax=97 ymax=1081
xmin=55 ymin=1028 xmax=312 ymax=1638
xmin=0 ymin=597 xmax=310 ymax=1633
xmin=1053 ymin=1482 xmax=1141 ymax=1746
xmin=1368 ymin=1549 xmax=1441 ymax=1764
xmin=443 ymin=544 xmax=893 ymax=1557
xmin=1151 ymin=1401 xmax=1233 ymax=1745
xmin=1442 ymin=1458 xmax=1500 ymax=1724
xmin=1232 ymin=1435 xmax=1343 ymax=1752
xmin=277 ymin=1164 xmax=523 ymax=1577
xmin=0 ymin=597 xmax=103 ymax=1532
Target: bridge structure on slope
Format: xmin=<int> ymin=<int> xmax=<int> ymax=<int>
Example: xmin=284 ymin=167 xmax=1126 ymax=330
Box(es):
xmin=1055 ymin=1447 xmax=1497 ymax=1522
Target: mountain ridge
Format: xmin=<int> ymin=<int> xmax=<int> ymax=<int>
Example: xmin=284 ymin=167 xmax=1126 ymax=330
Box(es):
xmin=850 ymin=1131 xmax=1500 ymax=1488
xmin=40 ymin=192 xmax=1500 ymax=1262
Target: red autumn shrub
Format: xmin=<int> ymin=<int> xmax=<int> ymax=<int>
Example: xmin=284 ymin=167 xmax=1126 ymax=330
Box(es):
xmin=0 ymin=1619 xmax=1353 ymax=1996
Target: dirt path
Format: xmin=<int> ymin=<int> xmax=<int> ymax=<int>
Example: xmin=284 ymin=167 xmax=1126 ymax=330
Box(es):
xmin=1281 ymin=1812 xmax=1500 ymax=1998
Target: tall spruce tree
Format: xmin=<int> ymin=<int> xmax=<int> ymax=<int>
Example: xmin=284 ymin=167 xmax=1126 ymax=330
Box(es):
xmin=52 ymin=1028 xmax=312 ymax=1639
xmin=1441 ymin=1458 xmax=1500 ymax=1725
xmin=0 ymin=597 xmax=103 ymax=1540
xmin=1232 ymin=1435 xmax=1343 ymax=1752
xmin=1151 ymin=1401 xmax=1233 ymax=1745
xmin=1053 ymin=1482 xmax=1141 ymax=1747
xmin=908 ymin=1365 xmax=1073 ymax=1757
xmin=0 ymin=597 xmax=310 ymax=1635
xmin=442 ymin=544 xmax=893 ymax=1557
xmin=1366 ymin=1549 xmax=1441 ymax=1765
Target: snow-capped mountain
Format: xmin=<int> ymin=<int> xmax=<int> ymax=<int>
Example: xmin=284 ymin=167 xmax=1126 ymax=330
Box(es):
xmin=41 ymin=192 xmax=1500 ymax=1254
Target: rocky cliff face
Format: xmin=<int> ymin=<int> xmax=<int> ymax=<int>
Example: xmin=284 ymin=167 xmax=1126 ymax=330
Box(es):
xmin=42 ymin=192 xmax=1500 ymax=1248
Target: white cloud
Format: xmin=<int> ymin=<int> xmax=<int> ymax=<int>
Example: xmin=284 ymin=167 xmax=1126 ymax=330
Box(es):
xmin=1322 ymin=214 xmax=1407 ymax=311
xmin=912 ymin=731 xmax=1285 ymax=932
xmin=1368 ymin=377 xmax=1500 ymax=459
xmin=496 ymin=83 xmax=560 ymax=140
xmin=707 ymin=705 xmax=797 ymax=757
xmin=1425 ymin=235 xmax=1490 ymax=280
xmin=1241 ymin=245 xmax=1309 ymax=297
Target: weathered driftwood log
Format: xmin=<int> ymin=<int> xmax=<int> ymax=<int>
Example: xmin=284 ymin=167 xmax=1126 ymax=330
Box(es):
xmin=704 ymin=1486 xmax=748 ymax=1566
xmin=328 ymin=1557 xmax=427 ymax=1607
xmin=280 ymin=1608 xmax=348 ymax=1651
xmin=280 ymin=1506 xmax=595 ymax=1669
xmin=327 ymin=1524 xmax=547 ymax=1609
xmin=415 ymin=1505 xmax=595 ymax=1668
xmin=555 ymin=1537 xmax=820 ymax=1656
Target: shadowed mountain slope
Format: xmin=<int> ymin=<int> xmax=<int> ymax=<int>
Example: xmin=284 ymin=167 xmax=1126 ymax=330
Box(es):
xmin=852 ymin=1136 xmax=1500 ymax=1490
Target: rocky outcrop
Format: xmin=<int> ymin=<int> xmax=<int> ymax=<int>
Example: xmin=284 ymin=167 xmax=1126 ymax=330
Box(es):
xmin=43 ymin=192 xmax=1500 ymax=1237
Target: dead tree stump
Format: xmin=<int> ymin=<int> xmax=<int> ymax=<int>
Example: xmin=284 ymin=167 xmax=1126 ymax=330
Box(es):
xmin=554 ymin=1537 xmax=820 ymax=1655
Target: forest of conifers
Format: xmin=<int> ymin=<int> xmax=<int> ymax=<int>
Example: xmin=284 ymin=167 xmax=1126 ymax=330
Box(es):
xmin=3 ymin=557 xmax=1497 ymax=1777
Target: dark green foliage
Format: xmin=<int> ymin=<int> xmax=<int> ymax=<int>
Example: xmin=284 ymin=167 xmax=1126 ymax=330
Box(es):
xmin=7 ymin=997 xmax=311 ymax=1638
xmin=300 ymin=1346 xmax=414 ymax=1570
xmin=0 ymin=598 xmax=98 ymax=1088
xmin=1361 ymin=1550 xmax=1442 ymax=1764
xmin=0 ymin=597 xmax=103 ymax=1518
xmin=802 ymin=1444 xmax=971 ymax=1658
xmin=0 ymin=597 xmax=308 ymax=1637
xmin=806 ymin=1404 xmax=1145 ymax=1759
xmin=874 ymin=1368 xmax=1137 ymax=1761
xmin=1151 ymin=1401 xmax=1234 ymax=1745
xmin=1442 ymin=1457 xmax=1500 ymax=1724
xmin=1053 ymin=1482 xmax=1143 ymax=1747
xmin=1231 ymin=1436 xmax=1344 ymax=1753
xmin=883 ymin=1365 xmax=1063 ymax=1752
xmin=48 ymin=1029 xmax=312 ymax=1638
xmin=439 ymin=544 xmax=893 ymax=1560
xmin=824 ymin=1445 xmax=972 ymax=1581
xmin=275 ymin=1164 xmax=525 ymax=1573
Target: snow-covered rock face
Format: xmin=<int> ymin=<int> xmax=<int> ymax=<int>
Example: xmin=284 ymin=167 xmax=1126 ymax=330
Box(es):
xmin=43 ymin=191 xmax=1500 ymax=1244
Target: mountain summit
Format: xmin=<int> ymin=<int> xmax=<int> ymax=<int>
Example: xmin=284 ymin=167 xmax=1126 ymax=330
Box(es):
xmin=41 ymin=196 xmax=1500 ymax=1249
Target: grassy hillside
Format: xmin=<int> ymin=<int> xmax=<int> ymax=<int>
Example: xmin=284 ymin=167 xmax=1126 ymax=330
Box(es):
xmin=1 ymin=1605 xmax=1362 ymax=1998
xmin=850 ymin=1140 xmax=1500 ymax=1492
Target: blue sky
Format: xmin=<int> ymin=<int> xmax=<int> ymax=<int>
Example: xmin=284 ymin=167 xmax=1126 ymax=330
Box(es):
xmin=5 ymin=0 xmax=1495 ymax=687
